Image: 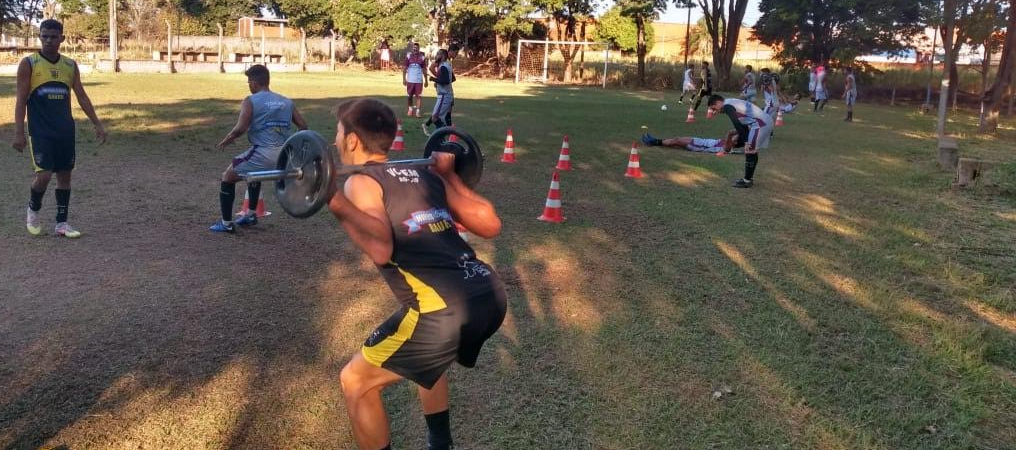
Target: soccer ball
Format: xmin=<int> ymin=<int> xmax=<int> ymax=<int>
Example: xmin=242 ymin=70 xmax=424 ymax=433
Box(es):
xmin=661 ymin=104 xmax=668 ymax=111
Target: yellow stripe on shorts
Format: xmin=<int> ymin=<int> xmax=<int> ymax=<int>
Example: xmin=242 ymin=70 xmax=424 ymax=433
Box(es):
xmin=362 ymin=308 xmax=420 ymax=367
xmin=397 ymin=267 xmax=448 ymax=313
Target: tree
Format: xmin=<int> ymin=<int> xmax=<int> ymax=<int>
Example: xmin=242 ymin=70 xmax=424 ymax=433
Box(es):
xmin=534 ymin=0 xmax=595 ymax=82
xmin=618 ymin=0 xmax=666 ymax=87
xmin=594 ymin=5 xmax=654 ymax=54
xmin=936 ymin=0 xmax=1005 ymax=109
xmin=937 ymin=0 xmax=957 ymax=139
xmin=686 ymin=16 xmax=716 ymax=58
xmin=978 ymin=0 xmax=1015 ymax=132
xmin=754 ymin=0 xmax=927 ymax=68
xmin=332 ymin=0 xmax=429 ymax=60
xmin=693 ymin=0 xmax=749 ymax=88
xmin=271 ymin=0 xmax=333 ymax=36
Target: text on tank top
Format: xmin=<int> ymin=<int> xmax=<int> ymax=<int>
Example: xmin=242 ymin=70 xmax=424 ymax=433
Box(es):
xmin=26 ymin=53 xmax=76 ymax=139
xmin=247 ymin=90 xmax=294 ymax=148
xmin=357 ymin=164 xmax=494 ymax=308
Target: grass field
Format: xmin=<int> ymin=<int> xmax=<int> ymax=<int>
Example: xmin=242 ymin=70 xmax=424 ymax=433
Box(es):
xmin=1 ymin=70 xmax=1015 ymax=450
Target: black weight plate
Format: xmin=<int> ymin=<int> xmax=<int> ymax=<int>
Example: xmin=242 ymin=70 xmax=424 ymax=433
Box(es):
xmin=274 ymin=130 xmax=334 ymax=218
xmin=423 ymin=126 xmax=484 ymax=188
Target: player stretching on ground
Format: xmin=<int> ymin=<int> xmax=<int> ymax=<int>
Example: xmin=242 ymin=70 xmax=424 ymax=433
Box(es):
xmin=422 ymin=44 xmax=459 ymax=136
xmin=678 ymin=63 xmax=696 ymax=104
xmin=779 ymin=93 xmax=802 ymax=113
xmin=691 ymin=61 xmax=713 ymax=111
xmin=13 ymin=19 xmax=106 ymax=238
xmin=707 ymin=94 xmax=774 ymax=188
xmin=211 ymin=64 xmax=307 ymax=233
xmin=740 ymin=65 xmax=757 ymax=104
xmin=403 ymin=42 xmax=428 ymax=117
xmin=329 ymin=98 xmax=506 ymax=450
xmin=641 ymin=129 xmax=741 ymax=154
xmin=843 ymin=66 xmax=857 ymax=122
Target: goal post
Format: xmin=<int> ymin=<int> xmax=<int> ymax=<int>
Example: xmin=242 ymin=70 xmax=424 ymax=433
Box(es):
xmin=515 ymin=39 xmax=611 ymax=88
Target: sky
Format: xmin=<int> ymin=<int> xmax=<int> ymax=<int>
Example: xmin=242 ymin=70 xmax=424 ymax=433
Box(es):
xmin=656 ymin=0 xmax=763 ymax=26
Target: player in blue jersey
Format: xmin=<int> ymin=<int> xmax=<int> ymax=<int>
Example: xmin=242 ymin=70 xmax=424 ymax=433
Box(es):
xmin=211 ymin=64 xmax=308 ymax=233
xmin=13 ymin=19 xmax=106 ymax=238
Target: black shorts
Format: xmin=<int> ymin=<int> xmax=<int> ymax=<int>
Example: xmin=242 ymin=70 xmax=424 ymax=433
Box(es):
xmin=29 ymin=135 xmax=75 ymax=172
xmin=361 ymin=282 xmax=507 ymax=389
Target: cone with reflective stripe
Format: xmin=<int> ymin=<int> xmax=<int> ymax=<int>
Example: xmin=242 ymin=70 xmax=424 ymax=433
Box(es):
xmin=706 ymin=107 xmax=715 ymax=119
xmin=624 ymin=142 xmax=643 ymax=178
xmin=775 ymin=109 xmax=785 ymax=126
xmin=390 ymin=119 xmax=405 ymax=151
xmin=686 ymin=106 xmax=696 ymax=123
xmin=500 ymin=129 xmax=516 ymax=163
xmin=555 ymin=135 xmax=572 ymax=170
xmin=236 ymin=190 xmax=271 ymax=218
xmin=537 ymin=170 xmax=565 ymax=223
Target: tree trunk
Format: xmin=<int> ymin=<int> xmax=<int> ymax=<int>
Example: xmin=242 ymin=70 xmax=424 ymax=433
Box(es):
xmin=636 ymin=15 xmax=646 ymax=87
xmin=936 ymin=0 xmax=957 ymax=139
xmin=978 ymin=0 xmax=1016 ymax=133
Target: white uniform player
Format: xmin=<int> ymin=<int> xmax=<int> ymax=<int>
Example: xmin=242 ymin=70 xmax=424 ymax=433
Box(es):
xmin=679 ymin=65 xmax=697 ymax=104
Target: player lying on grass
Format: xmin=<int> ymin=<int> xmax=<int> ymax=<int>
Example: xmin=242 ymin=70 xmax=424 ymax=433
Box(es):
xmin=641 ymin=130 xmax=742 ymax=154
xmin=328 ymin=98 xmax=506 ymax=450
xmin=779 ymin=93 xmax=802 ymax=113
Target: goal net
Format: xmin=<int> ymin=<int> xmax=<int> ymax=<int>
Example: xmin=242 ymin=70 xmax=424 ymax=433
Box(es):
xmin=515 ymin=39 xmax=611 ymax=86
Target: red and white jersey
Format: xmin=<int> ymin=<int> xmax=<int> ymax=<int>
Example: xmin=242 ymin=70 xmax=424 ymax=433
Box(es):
xmin=404 ymin=52 xmax=426 ymax=83
xmin=724 ymin=98 xmax=769 ymax=128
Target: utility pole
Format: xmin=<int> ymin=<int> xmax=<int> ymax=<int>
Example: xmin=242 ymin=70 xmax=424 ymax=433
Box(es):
xmin=683 ymin=5 xmax=691 ymax=66
xmin=109 ymin=0 xmax=118 ymax=71
xmin=937 ymin=0 xmax=956 ymax=139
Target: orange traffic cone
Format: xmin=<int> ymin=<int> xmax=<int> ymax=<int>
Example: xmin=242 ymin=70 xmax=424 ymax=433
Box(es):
xmin=538 ymin=170 xmax=565 ymax=223
xmin=236 ymin=190 xmax=271 ymax=218
xmin=685 ymin=106 xmax=696 ymax=123
xmin=775 ymin=109 xmax=784 ymax=126
xmin=624 ymin=143 xmax=643 ymax=178
xmin=706 ymin=107 xmax=715 ymax=119
xmin=555 ymin=135 xmax=572 ymax=170
xmin=390 ymin=119 xmax=405 ymax=151
xmin=500 ymin=129 xmax=516 ymax=163
xmin=455 ymin=222 xmax=470 ymax=242
xmin=448 ymin=125 xmax=458 ymax=143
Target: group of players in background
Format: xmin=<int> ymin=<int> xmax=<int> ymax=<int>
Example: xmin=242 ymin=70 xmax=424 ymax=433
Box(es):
xmin=641 ymin=60 xmax=857 ymax=188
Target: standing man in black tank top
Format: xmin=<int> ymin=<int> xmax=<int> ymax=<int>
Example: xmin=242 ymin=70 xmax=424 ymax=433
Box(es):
xmin=328 ymin=98 xmax=506 ymax=450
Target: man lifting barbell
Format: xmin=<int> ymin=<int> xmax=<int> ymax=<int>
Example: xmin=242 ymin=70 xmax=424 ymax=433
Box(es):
xmin=266 ymin=99 xmax=504 ymax=450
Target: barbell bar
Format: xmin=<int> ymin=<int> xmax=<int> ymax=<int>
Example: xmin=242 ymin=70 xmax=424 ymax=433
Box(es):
xmin=238 ymin=127 xmax=484 ymax=218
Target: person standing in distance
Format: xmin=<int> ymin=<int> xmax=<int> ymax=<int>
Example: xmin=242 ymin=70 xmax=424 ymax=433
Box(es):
xmin=843 ymin=66 xmax=857 ymax=122
xmin=211 ymin=64 xmax=307 ymax=233
xmin=421 ymin=43 xmax=459 ymax=136
xmin=402 ymin=42 xmax=428 ymax=117
xmin=13 ymin=19 xmax=106 ymax=238
xmin=329 ymin=98 xmax=506 ymax=450
xmin=740 ymin=65 xmax=757 ymax=104
xmin=678 ymin=63 xmax=696 ymax=105
xmin=692 ymin=61 xmax=713 ymax=111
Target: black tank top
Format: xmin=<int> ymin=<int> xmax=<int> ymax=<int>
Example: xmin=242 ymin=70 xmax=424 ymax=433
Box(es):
xmin=358 ymin=163 xmax=498 ymax=312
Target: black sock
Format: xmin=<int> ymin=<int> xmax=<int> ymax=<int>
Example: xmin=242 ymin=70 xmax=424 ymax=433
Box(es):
xmin=744 ymin=153 xmax=758 ymax=181
xmin=425 ymin=410 xmax=452 ymax=450
xmin=650 ymin=138 xmax=663 ymax=146
xmin=434 ymin=118 xmax=446 ymax=128
xmin=444 ymin=112 xmax=452 ymax=127
xmin=820 ymin=99 xmax=827 ymax=110
xmin=425 ymin=118 xmax=433 ymax=126
xmin=220 ymin=181 xmax=236 ymax=222
xmin=29 ymin=188 xmax=45 ymax=212
xmin=247 ymin=182 xmax=261 ymax=212
xmin=813 ymin=101 xmax=819 ymax=111
xmin=55 ymin=189 xmax=70 ymax=222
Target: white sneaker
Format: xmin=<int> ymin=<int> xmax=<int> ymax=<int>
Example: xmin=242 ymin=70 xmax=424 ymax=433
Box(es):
xmin=420 ymin=123 xmax=431 ymax=137
xmin=26 ymin=208 xmax=41 ymax=235
xmin=55 ymin=222 xmax=82 ymax=238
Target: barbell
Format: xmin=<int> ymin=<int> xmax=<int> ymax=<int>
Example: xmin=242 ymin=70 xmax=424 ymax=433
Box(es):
xmin=240 ymin=126 xmax=484 ymax=218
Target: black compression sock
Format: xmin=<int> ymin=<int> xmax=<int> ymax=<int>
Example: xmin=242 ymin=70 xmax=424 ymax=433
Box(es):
xmin=220 ymin=181 xmax=236 ymax=222
xmin=55 ymin=189 xmax=70 ymax=222
xmin=247 ymin=182 xmax=261 ymax=210
xmin=29 ymin=188 xmax=45 ymax=212
xmin=744 ymin=153 xmax=759 ymax=180
xmin=425 ymin=410 xmax=452 ymax=450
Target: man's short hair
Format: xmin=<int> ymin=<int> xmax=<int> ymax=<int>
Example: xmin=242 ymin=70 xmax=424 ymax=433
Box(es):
xmin=707 ymin=94 xmax=725 ymax=106
xmin=40 ymin=19 xmax=63 ymax=33
xmin=334 ymin=98 xmax=396 ymax=155
xmin=702 ymin=61 xmax=709 ymax=66
xmin=245 ymin=64 xmax=270 ymax=85
xmin=745 ymin=65 xmax=753 ymax=71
